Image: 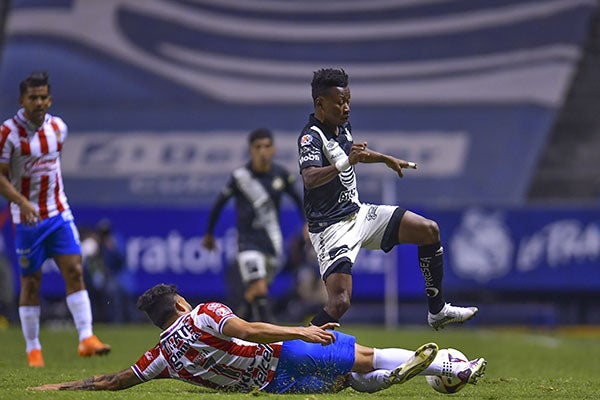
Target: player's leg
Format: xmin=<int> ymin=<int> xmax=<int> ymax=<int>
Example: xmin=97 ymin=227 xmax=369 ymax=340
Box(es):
xmin=51 ymin=214 xmax=110 ymax=356
xmin=237 ymin=251 xmax=274 ymax=322
xmin=348 ymin=342 xmax=438 ymax=392
xmin=397 ymin=210 xmax=477 ymax=329
xmin=321 ymin=269 xmax=353 ymax=322
xmin=54 ymin=253 xmax=110 ymax=356
xmin=15 ymin=222 xmax=47 ymax=367
xmin=308 ymin=217 xmax=361 ymax=325
xmin=19 ymin=271 xmax=44 ymax=367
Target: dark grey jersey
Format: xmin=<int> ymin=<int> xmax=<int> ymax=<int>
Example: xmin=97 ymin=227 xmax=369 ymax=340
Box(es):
xmin=206 ymin=162 xmax=303 ymax=256
xmin=298 ymin=114 xmax=360 ymax=233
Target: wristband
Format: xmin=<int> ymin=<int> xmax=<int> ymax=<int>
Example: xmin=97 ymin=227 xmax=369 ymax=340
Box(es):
xmin=335 ymin=157 xmax=351 ymax=172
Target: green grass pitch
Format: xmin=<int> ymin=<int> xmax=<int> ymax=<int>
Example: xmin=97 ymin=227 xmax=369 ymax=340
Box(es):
xmin=1 ymin=323 xmax=599 ymax=399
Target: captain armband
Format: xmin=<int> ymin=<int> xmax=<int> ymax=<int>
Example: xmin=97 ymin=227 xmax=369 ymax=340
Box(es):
xmin=334 ymin=156 xmax=350 ymax=172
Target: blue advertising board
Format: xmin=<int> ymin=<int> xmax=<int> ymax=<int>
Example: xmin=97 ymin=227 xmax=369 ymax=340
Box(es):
xmin=3 ymin=205 xmax=598 ymax=302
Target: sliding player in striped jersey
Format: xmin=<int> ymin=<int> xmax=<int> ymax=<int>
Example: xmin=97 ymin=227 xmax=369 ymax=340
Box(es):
xmin=0 ymin=71 xmax=110 ymax=367
xmin=29 ymin=283 xmax=487 ymax=393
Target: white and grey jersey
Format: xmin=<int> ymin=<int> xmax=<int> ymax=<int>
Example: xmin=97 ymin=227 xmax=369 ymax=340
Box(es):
xmin=298 ymin=114 xmax=360 ymax=233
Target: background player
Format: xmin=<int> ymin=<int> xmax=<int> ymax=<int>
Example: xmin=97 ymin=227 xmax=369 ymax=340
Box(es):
xmin=298 ymin=68 xmax=478 ymax=329
xmin=0 ymin=71 xmax=110 ymax=367
xmin=30 ymin=283 xmax=486 ymax=393
xmin=203 ymin=128 xmax=304 ymax=322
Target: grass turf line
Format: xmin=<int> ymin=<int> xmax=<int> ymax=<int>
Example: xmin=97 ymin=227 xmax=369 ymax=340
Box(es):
xmin=0 ymin=324 xmax=599 ymax=399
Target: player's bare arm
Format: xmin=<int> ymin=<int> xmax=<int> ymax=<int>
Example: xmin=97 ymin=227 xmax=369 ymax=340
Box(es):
xmin=352 ymin=144 xmax=417 ymax=178
xmin=223 ymin=316 xmax=338 ymax=344
xmin=301 ymin=165 xmax=340 ymax=189
xmin=0 ymin=163 xmax=40 ymax=225
xmin=29 ymin=368 xmax=142 ymax=391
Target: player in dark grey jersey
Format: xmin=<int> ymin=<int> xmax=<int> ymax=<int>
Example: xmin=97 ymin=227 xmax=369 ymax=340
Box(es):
xmin=298 ymin=68 xmax=477 ymax=330
xmin=204 ymin=128 xmax=303 ymax=322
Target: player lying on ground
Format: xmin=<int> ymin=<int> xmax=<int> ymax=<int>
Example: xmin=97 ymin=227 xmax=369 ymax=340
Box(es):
xmin=30 ymin=284 xmax=486 ymax=394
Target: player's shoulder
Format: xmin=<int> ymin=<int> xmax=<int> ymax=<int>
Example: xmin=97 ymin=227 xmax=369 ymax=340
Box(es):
xmin=47 ymin=114 xmax=67 ymax=131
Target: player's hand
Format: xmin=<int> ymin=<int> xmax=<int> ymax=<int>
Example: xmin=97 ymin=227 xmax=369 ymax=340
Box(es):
xmin=384 ymin=157 xmax=417 ymax=178
xmin=202 ymin=234 xmax=216 ymax=250
xmin=28 ymin=383 xmax=62 ymax=391
xmin=348 ymin=142 xmax=370 ymax=164
xmin=19 ymin=201 xmax=40 ymax=226
xmin=302 ymin=324 xmax=338 ymax=345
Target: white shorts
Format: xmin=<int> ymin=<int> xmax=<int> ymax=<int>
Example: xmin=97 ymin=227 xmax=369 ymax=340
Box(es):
xmin=237 ymin=250 xmax=279 ymax=284
xmin=309 ymin=204 xmax=401 ymax=278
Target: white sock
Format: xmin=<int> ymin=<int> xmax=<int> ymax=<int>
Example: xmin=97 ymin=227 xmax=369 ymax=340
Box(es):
xmin=19 ymin=305 xmax=41 ymax=353
xmin=66 ymin=290 xmax=94 ymax=341
xmin=374 ymin=347 xmax=445 ymax=376
xmin=348 ymin=370 xmax=391 ymax=393
xmin=373 ymin=348 xmax=414 ymax=369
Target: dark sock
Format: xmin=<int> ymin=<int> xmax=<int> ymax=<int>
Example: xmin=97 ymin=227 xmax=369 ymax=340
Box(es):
xmin=237 ymin=299 xmax=252 ymax=320
xmin=252 ymin=296 xmax=275 ymax=322
xmin=418 ymin=242 xmax=445 ymax=314
xmin=310 ymin=308 xmax=338 ymax=327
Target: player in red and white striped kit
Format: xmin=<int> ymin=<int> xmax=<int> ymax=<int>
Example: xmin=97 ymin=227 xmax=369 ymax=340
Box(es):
xmin=0 ymin=71 xmax=110 ymax=367
xmin=30 ymin=284 xmax=487 ymax=394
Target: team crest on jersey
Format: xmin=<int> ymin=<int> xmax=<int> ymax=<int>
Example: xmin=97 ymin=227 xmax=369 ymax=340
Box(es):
xmin=19 ymin=256 xmax=29 ymax=269
xmin=272 ymin=177 xmax=284 ymax=191
xmin=215 ymin=306 xmax=230 ymax=317
xmin=300 ymin=134 xmax=313 ymax=146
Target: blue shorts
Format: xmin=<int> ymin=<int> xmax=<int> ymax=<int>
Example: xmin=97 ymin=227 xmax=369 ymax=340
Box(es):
xmin=263 ymin=331 xmax=355 ymax=394
xmin=15 ymin=211 xmax=81 ymax=276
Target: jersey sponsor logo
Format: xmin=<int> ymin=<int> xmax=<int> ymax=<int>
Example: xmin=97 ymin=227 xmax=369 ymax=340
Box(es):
xmin=338 ymin=188 xmax=356 ymax=203
xmin=161 ymin=318 xmax=202 ymax=371
xmin=328 ymin=245 xmax=349 ymax=260
xmin=300 ymin=134 xmax=313 ymax=146
xmin=299 ymin=153 xmax=320 ymax=164
xmin=24 ymin=156 xmax=59 ymax=175
xmin=235 ymin=344 xmax=275 ymax=391
xmin=366 ymin=205 xmax=378 ymax=221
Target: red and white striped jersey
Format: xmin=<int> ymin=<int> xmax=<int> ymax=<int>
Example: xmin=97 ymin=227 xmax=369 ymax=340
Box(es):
xmin=0 ymin=109 xmax=69 ymax=224
xmin=131 ymin=302 xmax=282 ymax=392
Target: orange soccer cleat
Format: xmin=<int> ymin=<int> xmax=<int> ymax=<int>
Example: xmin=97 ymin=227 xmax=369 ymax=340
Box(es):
xmin=27 ymin=348 xmax=45 ymax=367
xmin=78 ymin=335 xmax=111 ymax=357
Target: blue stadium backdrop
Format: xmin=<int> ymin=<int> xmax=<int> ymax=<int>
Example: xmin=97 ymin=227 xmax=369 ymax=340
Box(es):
xmin=0 ymin=0 xmax=598 ymax=303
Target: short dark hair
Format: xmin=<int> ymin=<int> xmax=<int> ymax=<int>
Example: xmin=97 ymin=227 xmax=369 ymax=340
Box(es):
xmin=136 ymin=283 xmax=179 ymax=328
xmin=248 ymin=128 xmax=273 ymax=145
xmin=311 ymin=68 xmax=349 ymax=101
xmin=19 ymin=71 xmax=50 ymax=96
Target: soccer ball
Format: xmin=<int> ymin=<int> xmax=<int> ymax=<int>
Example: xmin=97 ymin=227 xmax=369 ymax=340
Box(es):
xmin=425 ymin=348 xmax=468 ymax=394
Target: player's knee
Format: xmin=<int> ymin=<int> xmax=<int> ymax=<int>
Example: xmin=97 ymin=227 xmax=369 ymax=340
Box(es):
xmin=422 ymin=219 xmax=440 ymax=243
xmin=61 ymin=265 xmax=84 ymax=285
xmin=329 ymin=293 xmax=351 ymax=316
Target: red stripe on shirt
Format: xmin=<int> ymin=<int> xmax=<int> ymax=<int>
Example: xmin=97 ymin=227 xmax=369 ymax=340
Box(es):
xmin=15 ymin=121 xmax=30 ymax=155
xmin=54 ymin=173 xmax=65 ymax=212
xmin=50 ymin=120 xmax=62 ymax=151
xmin=38 ymin=128 xmax=49 ymax=154
xmin=38 ymin=175 xmax=49 ymax=219
xmin=200 ymin=334 xmax=257 ymax=358
xmin=0 ymin=124 xmax=11 ymax=151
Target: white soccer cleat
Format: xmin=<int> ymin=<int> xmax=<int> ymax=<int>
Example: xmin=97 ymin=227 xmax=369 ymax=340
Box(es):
xmin=456 ymin=358 xmax=487 ymax=385
xmin=428 ymin=303 xmax=478 ymax=330
xmin=389 ymin=342 xmax=439 ymax=385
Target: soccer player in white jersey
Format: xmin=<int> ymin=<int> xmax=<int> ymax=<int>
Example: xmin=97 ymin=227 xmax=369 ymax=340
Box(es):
xmin=30 ymin=283 xmax=486 ymax=393
xmin=297 ymin=68 xmax=478 ymax=329
xmin=0 ymin=72 xmax=110 ymax=367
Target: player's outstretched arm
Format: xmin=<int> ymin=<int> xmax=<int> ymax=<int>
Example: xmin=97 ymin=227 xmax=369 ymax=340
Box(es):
xmin=351 ymin=144 xmax=417 ymax=178
xmin=223 ymin=317 xmax=338 ymax=345
xmin=29 ymin=368 xmax=142 ymax=391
